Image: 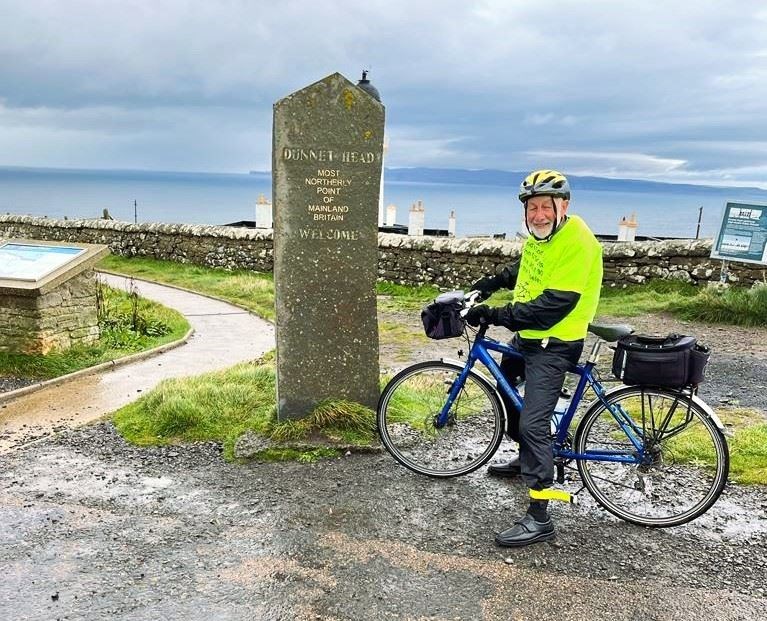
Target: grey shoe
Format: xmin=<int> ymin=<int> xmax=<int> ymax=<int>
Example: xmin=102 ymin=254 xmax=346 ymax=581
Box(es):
xmin=495 ymin=514 xmax=555 ymax=547
xmin=487 ymin=455 xmax=521 ymax=478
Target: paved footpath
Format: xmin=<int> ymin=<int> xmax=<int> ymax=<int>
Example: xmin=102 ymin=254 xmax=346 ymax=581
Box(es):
xmin=0 ymin=274 xmax=275 ymax=452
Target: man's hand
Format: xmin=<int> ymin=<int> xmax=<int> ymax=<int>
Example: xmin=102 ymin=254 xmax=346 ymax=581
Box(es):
xmin=469 ymin=276 xmax=498 ymax=302
xmin=464 ymin=304 xmax=495 ymax=327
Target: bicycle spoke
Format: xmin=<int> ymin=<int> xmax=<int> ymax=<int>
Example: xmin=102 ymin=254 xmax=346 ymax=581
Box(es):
xmin=575 ymin=386 xmax=728 ymax=527
xmin=378 ymin=362 xmax=504 ymax=478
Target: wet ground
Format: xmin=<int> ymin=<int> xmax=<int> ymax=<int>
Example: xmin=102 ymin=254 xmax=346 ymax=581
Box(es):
xmin=0 ymin=423 xmax=765 ymax=621
xmin=0 ymin=274 xmax=274 ymax=452
xmin=1 ymin=292 xmax=766 ymax=619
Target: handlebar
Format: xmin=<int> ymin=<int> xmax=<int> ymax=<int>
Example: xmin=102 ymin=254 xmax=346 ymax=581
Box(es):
xmin=459 ymin=290 xmax=483 ymax=317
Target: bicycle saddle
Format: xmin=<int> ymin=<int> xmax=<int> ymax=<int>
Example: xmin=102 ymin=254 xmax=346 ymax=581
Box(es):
xmin=587 ymin=323 xmax=634 ymax=342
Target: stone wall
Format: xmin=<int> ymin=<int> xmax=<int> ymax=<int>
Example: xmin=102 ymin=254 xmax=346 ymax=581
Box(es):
xmin=0 ymin=215 xmax=273 ymax=272
xmin=0 ymin=270 xmax=100 ymax=354
xmin=378 ymin=234 xmax=767 ymax=288
xmin=2 ymin=215 xmax=765 ymax=288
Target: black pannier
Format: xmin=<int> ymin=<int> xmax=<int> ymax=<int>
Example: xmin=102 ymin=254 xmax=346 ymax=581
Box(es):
xmin=421 ymin=291 xmax=466 ymax=340
xmin=612 ymin=333 xmax=710 ymax=388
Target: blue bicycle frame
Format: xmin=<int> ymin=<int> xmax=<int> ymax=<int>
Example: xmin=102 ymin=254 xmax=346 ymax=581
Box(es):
xmin=436 ymin=325 xmax=648 ymax=465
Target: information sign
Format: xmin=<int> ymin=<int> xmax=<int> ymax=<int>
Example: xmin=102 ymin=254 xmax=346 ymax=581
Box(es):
xmin=711 ymin=202 xmax=767 ymax=265
xmin=0 ymin=242 xmax=86 ymax=282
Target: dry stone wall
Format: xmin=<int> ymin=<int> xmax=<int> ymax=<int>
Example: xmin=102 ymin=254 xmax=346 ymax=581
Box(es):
xmin=0 ymin=215 xmax=273 ymax=272
xmin=2 ymin=215 xmax=765 ymax=288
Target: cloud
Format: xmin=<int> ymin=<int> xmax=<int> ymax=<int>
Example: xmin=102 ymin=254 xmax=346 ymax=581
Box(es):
xmin=524 ymin=149 xmax=688 ymax=177
xmin=0 ymin=0 xmax=765 ymax=185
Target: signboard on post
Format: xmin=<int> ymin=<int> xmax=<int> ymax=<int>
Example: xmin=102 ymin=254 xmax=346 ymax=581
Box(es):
xmin=711 ymin=202 xmax=767 ymax=265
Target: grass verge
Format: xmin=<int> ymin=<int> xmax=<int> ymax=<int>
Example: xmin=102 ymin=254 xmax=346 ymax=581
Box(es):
xmin=100 ymin=256 xmax=767 ymax=328
xmin=0 ymin=285 xmax=189 ymax=380
xmin=718 ymin=408 xmax=767 ymax=485
xmin=598 ymin=279 xmax=767 ymax=326
xmin=113 ymin=354 xmax=376 ymax=462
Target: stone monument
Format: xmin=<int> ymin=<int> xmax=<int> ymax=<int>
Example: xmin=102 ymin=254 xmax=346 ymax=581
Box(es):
xmin=272 ymin=72 xmax=385 ymax=419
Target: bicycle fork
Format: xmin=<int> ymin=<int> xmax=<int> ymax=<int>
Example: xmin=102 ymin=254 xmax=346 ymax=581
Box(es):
xmin=434 ymin=361 xmax=476 ymax=428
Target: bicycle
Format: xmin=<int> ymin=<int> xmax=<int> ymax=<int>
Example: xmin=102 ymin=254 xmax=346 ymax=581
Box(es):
xmin=377 ymin=291 xmax=730 ymax=527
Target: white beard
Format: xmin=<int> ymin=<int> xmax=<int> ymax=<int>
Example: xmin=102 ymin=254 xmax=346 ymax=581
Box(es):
xmin=529 ymin=221 xmax=555 ymax=239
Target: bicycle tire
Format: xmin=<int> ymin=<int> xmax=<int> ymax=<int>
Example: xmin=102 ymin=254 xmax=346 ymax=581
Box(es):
xmin=574 ymin=385 xmax=729 ymax=527
xmin=377 ymin=360 xmax=505 ymax=478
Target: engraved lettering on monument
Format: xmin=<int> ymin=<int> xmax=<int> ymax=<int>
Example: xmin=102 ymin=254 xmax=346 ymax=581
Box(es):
xmin=272 ymin=73 xmax=385 ymax=419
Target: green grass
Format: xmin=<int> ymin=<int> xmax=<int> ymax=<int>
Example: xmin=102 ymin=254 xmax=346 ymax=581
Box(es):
xmin=99 ymin=255 xmax=276 ymax=321
xmin=665 ymin=407 xmax=767 ymax=485
xmin=113 ymin=355 xmax=376 ymax=461
xmin=376 ymin=281 xmax=441 ymax=312
xmin=598 ymin=279 xmax=699 ymax=317
xmin=714 ymin=408 xmax=767 ymax=485
xmin=0 ymin=286 xmax=189 ymax=380
xmin=379 ymin=321 xmax=429 ymax=361
xmin=608 ymin=400 xmax=767 ymax=486
xmin=114 ymin=359 xmax=277 ymax=459
xmin=100 ymin=256 xmax=767 ymax=328
xmin=598 ymin=279 xmax=767 ymax=326
xmin=676 ymin=284 xmax=767 ymax=327
xmin=98 ymin=257 xmax=767 ymax=474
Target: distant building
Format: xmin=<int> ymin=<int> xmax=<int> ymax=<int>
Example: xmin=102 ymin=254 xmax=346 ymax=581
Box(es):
xmin=617 ymin=213 xmax=638 ymax=242
xmin=255 ymin=194 xmax=273 ymax=229
xmin=408 ymin=200 xmax=425 ymax=236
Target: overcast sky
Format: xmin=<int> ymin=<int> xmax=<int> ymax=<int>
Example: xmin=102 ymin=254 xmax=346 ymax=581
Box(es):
xmin=1 ymin=1 xmax=766 ymax=188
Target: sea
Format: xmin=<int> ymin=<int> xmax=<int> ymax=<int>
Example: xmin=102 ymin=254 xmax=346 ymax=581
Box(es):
xmin=2 ymin=165 xmax=767 ymax=239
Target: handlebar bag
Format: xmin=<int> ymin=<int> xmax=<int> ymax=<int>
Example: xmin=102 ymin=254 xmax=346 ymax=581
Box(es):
xmin=612 ymin=333 xmax=710 ymax=388
xmin=421 ymin=292 xmax=465 ymax=340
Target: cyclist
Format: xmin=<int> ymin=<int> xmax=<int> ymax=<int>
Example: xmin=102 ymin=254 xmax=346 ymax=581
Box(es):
xmin=465 ymin=169 xmax=603 ymax=547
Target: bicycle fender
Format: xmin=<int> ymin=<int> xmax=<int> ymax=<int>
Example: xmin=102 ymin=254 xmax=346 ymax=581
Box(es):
xmin=440 ymin=358 xmax=464 ymax=367
xmin=689 ymin=393 xmax=729 ymax=435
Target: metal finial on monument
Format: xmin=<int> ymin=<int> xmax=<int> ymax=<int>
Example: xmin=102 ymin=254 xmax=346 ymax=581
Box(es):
xmin=357 ymin=69 xmax=381 ymax=102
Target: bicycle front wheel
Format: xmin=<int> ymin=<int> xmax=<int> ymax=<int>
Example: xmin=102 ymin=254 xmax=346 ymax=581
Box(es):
xmin=377 ymin=361 xmax=504 ymax=478
xmin=575 ymin=385 xmax=729 ymax=527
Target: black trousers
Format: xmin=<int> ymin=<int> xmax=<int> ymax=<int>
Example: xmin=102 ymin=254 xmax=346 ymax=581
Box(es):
xmin=499 ymin=335 xmax=584 ymax=490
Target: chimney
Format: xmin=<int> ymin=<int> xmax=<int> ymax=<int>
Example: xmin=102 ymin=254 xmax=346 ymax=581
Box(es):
xmin=408 ymin=200 xmax=425 ymax=236
xmin=617 ymin=213 xmax=638 ymax=241
xmin=386 ymin=204 xmax=397 ymax=227
xmin=255 ymin=194 xmax=273 ymax=229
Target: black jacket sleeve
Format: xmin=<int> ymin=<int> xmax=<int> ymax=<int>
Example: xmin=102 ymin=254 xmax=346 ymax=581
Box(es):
xmin=471 ymin=262 xmax=520 ymax=294
xmin=496 ymin=263 xmax=520 ymax=290
xmin=490 ymin=289 xmax=581 ymax=332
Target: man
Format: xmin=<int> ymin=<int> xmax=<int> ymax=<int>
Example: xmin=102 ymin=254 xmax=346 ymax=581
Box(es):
xmin=465 ymin=169 xmax=603 ymax=547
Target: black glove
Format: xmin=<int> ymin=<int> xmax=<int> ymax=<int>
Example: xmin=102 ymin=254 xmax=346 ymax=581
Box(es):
xmin=470 ymin=275 xmax=501 ymax=301
xmin=464 ymin=304 xmax=496 ymax=327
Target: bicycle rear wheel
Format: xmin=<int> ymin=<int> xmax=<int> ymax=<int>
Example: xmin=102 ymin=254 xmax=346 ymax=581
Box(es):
xmin=377 ymin=361 xmax=504 ymax=478
xmin=575 ymin=385 xmax=729 ymax=527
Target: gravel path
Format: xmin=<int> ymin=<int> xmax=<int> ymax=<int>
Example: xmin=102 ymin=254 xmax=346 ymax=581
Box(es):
xmin=0 ymin=423 xmax=764 ymax=621
xmin=0 ymin=301 xmax=765 ymax=620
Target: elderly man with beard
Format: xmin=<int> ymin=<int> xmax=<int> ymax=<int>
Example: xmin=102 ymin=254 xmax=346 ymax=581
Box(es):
xmin=465 ymin=169 xmax=603 ymax=547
